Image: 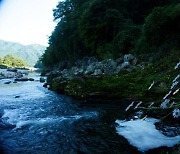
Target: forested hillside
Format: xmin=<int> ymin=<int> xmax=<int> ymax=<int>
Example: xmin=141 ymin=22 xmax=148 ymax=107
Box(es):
xmin=0 ymin=40 xmax=46 ymax=66
xmin=42 ymin=0 xmax=180 ymax=68
xmin=0 ymin=54 xmax=26 ymax=68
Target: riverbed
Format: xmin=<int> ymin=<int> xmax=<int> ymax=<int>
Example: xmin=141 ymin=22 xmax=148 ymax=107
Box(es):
xmin=0 ymin=72 xmax=179 ymax=153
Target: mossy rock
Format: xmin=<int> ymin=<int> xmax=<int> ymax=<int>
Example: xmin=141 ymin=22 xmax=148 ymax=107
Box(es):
xmin=48 ymin=50 xmax=180 ymax=103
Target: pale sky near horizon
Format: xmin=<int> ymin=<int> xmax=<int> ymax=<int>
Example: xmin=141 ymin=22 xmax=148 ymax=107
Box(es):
xmin=0 ymin=0 xmax=61 ymax=46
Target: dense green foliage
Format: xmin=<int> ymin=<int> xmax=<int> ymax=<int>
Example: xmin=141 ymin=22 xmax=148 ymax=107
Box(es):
xmin=42 ymin=0 xmax=180 ymax=68
xmin=2 ymin=54 xmax=27 ymax=68
xmin=136 ymin=4 xmax=180 ymax=54
xmin=0 ymin=56 xmax=2 ymax=65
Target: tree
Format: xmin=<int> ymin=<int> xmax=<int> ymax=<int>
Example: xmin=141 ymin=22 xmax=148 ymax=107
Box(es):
xmin=42 ymin=0 xmax=179 ymax=68
xmin=136 ymin=4 xmax=180 ymax=53
xmin=3 ymin=54 xmax=26 ymax=68
xmin=0 ymin=56 xmax=2 ymax=65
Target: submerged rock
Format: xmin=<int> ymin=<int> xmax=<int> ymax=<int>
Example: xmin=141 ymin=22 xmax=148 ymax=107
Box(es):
xmin=29 ymin=78 xmax=35 ymax=81
xmin=15 ymin=78 xmax=29 ymax=81
xmin=7 ymin=68 xmax=17 ymax=72
xmin=4 ymin=81 xmax=11 ymax=84
xmin=40 ymin=77 xmax=46 ymax=83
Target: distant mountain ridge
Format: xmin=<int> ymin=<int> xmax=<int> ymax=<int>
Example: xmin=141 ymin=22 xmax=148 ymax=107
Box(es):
xmin=0 ymin=40 xmax=46 ymax=66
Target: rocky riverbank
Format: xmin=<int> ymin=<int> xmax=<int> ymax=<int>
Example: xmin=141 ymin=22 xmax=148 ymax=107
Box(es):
xmin=44 ymin=51 xmax=180 ymax=118
xmin=0 ymin=68 xmax=28 ymax=79
xmin=43 ymin=52 xmax=180 ymax=152
xmin=45 ymin=53 xmax=178 ymax=99
xmin=0 ymin=68 xmax=46 ymax=83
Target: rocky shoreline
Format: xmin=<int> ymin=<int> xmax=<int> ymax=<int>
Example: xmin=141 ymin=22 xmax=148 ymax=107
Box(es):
xmin=43 ymin=53 xmax=180 ymax=118
xmin=42 ymin=54 xmax=180 ymax=153
xmin=0 ymin=68 xmax=45 ymax=83
xmin=44 ymin=54 xmax=178 ymax=100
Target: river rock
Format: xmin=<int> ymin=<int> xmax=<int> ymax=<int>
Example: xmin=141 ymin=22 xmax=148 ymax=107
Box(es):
xmin=121 ymin=61 xmax=131 ymax=69
xmin=116 ymin=58 xmax=124 ymax=65
xmin=4 ymin=81 xmax=11 ymax=84
xmin=101 ymin=59 xmax=117 ymax=74
xmin=115 ymin=66 xmax=123 ymax=74
xmin=124 ymin=54 xmax=135 ymax=62
xmin=7 ymin=68 xmax=18 ymax=72
xmin=29 ymin=78 xmax=35 ymax=81
xmin=70 ymin=67 xmax=84 ymax=76
xmin=85 ymin=65 xmax=95 ymax=75
xmin=94 ymin=62 xmax=104 ymax=70
xmin=17 ymin=70 xmax=29 ymax=75
xmin=15 ymin=78 xmax=29 ymax=81
xmin=93 ymin=69 xmax=103 ymax=76
xmin=40 ymin=77 xmax=46 ymax=83
xmin=61 ymin=69 xmax=71 ymax=78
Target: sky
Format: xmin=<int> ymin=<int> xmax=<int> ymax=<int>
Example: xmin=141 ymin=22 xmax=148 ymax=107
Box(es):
xmin=0 ymin=0 xmax=61 ymax=46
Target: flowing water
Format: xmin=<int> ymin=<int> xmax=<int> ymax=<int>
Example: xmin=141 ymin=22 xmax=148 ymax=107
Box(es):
xmin=0 ymin=72 xmax=179 ymax=154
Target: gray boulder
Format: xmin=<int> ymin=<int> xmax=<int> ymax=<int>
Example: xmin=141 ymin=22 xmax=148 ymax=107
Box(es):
xmin=121 ymin=61 xmax=131 ymax=69
xmin=71 ymin=67 xmax=84 ymax=76
xmin=124 ymin=54 xmax=135 ymax=62
xmin=101 ymin=59 xmax=117 ymax=74
xmin=40 ymin=77 xmax=46 ymax=83
xmin=94 ymin=62 xmax=104 ymax=70
xmin=93 ymin=69 xmax=103 ymax=76
xmin=7 ymin=68 xmax=17 ymax=72
xmin=115 ymin=66 xmax=123 ymax=74
xmin=4 ymin=81 xmax=11 ymax=84
xmin=85 ymin=65 xmax=95 ymax=75
xmin=61 ymin=69 xmax=72 ymax=78
xmin=15 ymin=78 xmax=29 ymax=81
xmin=116 ymin=58 xmax=124 ymax=65
xmin=29 ymin=78 xmax=35 ymax=81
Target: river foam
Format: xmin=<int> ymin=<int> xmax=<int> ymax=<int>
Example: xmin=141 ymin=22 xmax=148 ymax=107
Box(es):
xmin=115 ymin=118 xmax=180 ymax=152
xmin=2 ymin=108 xmax=98 ymax=130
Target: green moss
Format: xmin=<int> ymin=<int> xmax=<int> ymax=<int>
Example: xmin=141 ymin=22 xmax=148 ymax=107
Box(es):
xmin=49 ymin=50 xmax=179 ymax=104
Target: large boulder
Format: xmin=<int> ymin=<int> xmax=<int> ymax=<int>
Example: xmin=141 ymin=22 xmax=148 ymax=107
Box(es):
xmin=101 ymin=59 xmax=117 ymax=74
xmin=116 ymin=57 xmax=124 ymax=65
xmin=124 ymin=54 xmax=135 ymax=62
xmin=15 ymin=77 xmax=29 ymax=81
xmin=40 ymin=77 xmax=45 ymax=83
xmin=70 ymin=67 xmax=84 ymax=76
xmin=121 ymin=61 xmax=131 ymax=69
xmin=85 ymin=64 xmax=96 ymax=75
xmin=17 ymin=70 xmax=29 ymax=75
xmin=93 ymin=69 xmax=103 ymax=76
xmin=61 ymin=69 xmax=72 ymax=78
xmin=115 ymin=66 xmax=123 ymax=74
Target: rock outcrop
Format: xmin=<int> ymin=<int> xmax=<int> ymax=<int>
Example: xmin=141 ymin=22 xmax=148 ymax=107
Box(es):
xmin=45 ymin=54 xmax=137 ymax=80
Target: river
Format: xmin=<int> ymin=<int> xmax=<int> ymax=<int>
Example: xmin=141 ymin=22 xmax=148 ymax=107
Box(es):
xmin=0 ymin=72 xmax=179 ymax=153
